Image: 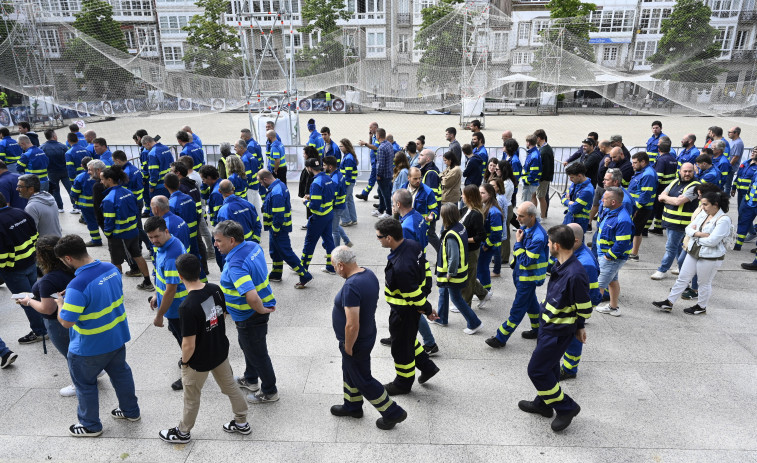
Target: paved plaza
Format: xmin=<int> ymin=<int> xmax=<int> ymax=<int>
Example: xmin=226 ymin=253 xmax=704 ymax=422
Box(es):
xmin=0 ymin=185 xmax=755 ymax=463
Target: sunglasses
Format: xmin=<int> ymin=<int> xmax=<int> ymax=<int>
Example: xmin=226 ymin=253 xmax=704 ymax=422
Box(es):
xmin=376 ymin=234 xmax=387 ymax=239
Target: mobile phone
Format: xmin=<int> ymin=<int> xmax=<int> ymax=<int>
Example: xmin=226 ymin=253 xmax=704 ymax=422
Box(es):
xmin=11 ymin=293 xmax=33 ymax=300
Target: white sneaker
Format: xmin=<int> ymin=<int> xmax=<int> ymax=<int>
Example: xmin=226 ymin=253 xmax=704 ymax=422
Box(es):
xmin=58 ymin=208 xmax=65 ymax=213
xmin=70 ymin=209 xmax=80 ymax=214
xmin=450 ymin=306 xmax=460 ymax=313
xmin=97 ymin=370 xmax=106 ymax=379
xmin=671 ymin=268 xmax=679 ymax=275
xmin=463 ymin=322 xmax=484 ymax=335
xmin=60 ymin=384 xmax=76 ymax=397
xmin=371 ymin=210 xmax=381 ymax=217
xmin=378 ymin=212 xmax=390 ymax=219
xmin=650 ymin=271 xmax=666 ymax=280
xmin=596 ymin=304 xmax=621 ymax=317
xmin=477 ymin=291 xmax=493 ymax=309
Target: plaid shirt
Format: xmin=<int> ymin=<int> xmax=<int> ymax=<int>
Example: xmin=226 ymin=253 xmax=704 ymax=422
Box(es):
xmin=376 ymin=140 xmax=394 ymax=179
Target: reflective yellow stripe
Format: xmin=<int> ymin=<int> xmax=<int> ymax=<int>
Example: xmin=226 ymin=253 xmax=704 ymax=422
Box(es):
xmin=78 ymin=296 xmax=125 ymax=321
xmin=72 ymin=312 xmax=127 ymax=335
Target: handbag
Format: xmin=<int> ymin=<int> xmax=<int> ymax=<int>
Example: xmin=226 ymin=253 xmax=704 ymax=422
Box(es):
xmin=682 ymin=234 xmax=691 ymax=250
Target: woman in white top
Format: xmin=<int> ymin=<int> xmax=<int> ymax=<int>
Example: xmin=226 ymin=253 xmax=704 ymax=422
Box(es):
xmin=653 ymin=190 xmax=732 ymax=315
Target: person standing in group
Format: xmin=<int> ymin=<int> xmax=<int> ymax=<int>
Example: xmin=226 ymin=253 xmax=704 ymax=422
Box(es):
xmin=734 ymin=163 xmax=757 ymax=252
xmin=595 ymin=187 xmax=634 ymax=317
xmin=486 ymin=201 xmax=548 ymax=348
xmin=145 ymin=216 xmax=188 ymax=391
xmin=266 ymin=130 xmax=287 ymax=184
xmin=17 ymin=121 xmax=39 ymax=146
xmin=727 ymin=127 xmax=744 ymax=191
xmin=653 ymin=191 xmax=732 ymax=315
xmin=710 ymin=140 xmax=732 ymax=192
xmin=324 ymin=155 xmax=352 ymax=247
xmin=176 ymin=130 xmax=204 ymax=171
xmin=239 ymin=133 xmax=262 ymax=215
xmin=164 ymin=172 xmax=205 ymax=271
xmin=650 ymin=163 xmax=700 ymax=280
xmin=321 ymin=127 xmax=340 ymax=163
xmin=418 ymin=149 xmax=442 ymax=253
xmin=495 ymin=161 xmax=517 ymax=272
xmin=474 ymin=182 xmax=504 ymax=307
xmin=0 ymin=192 xmax=44 ymax=345
xmin=446 ymin=127 xmax=462 ymax=165
xmin=433 ymin=203 xmax=483 ymax=334
xmin=356 ymin=122 xmax=379 ymax=201
xmin=70 ymin=156 xmax=101 ymax=246
xmin=199 ymin=165 xmax=225 ymax=268
xmin=391 ymin=152 xmax=410 ymax=208
xmin=305 ymin=118 xmax=325 ymax=156
xmin=151 ymin=195 xmax=191 ymax=260
xmin=297 ymin=146 xmax=319 ymax=229
xmin=18 ymin=174 xmax=62 ymax=237
xmin=374 ymin=217 xmax=440 ymax=395
xmin=257 ymin=169 xmax=313 ymax=289
xmin=339 ymin=138 xmax=358 ymax=226
xmin=464 ymin=133 xmax=487 ymax=187
xmin=560 ymin=162 xmax=594 ymax=232
xmin=240 ymin=128 xmax=263 ymax=170
xmin=226 ymin=152 xmax=249 ymax=199
xmin=54 ymin=234 xmax=140 ymax=437
xmin=628 ymin=152 xmax=658 ymax=260
xmin=534 ymin=129 xmax=553 ymax=219
xmin=214 ymin=220 xmax=279 ymax=404
xmin=300 ymin=157 xmax=336 ymax=274
xmin=733 ymin=147 xmax=757 ymax=207
xmin=0 ymin=160 xmax=26 ymax=209
xmin=158 ymin=254 xmax=251 ymax=443
xmin=521 ymin=134 xmax=542 ymax=203
xmin=518 ymin=225 xmax=590 ymax=432
xmin=459 ymin=185 xmax=487 ymax=307
xmin=371 ymin=128 xmax=394 ymax=219
xmin=217 ymin=179 xmax=261 ymax=243
xmin=143 ymin=135 xmax=173 ymax=201
xmin=695 ymin=152 xmax=721 ymax=187
xmin=41 ymin=129 xmax=71 ymax=212
xmin=16 ymin=134 xmax=49 ymax=192
xmin=440 ymin=151 xmax=462 ymax=207
xmin=329 ymin=246 xmax=408 ymax=430
xmin=65 ymin=133 xmax=88 ymax=199
xmin=649 ymin=137 xmax=680 ymax=235
xmin=0 ymin=127 xmax=23 ymax=171
xmin=646 ymin=120 xmax=666 ymax=164
xmin=401 ymin=167 xmax=438 ymax=245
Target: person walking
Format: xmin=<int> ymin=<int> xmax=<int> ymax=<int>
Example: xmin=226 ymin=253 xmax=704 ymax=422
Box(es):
xmin=356 ymin=122 xmax=379 ymax=201
xmin=653 ymin=191 xmax=732 ymax=315
xmin=300 ymin=158 xmax=336 ymax=274
xmin=373 ymin=129 xmax=394 ymax=218
xmin=560 ymin=162 xmax=594 ymax=232
xmin=217 ymin=179 xmax=261 ymax=243
xmin=474 ymin=182 xmax=504 ymax=306
xmin=54 ymin=234 xmax=140 ymax=437
xmin=70 ymin=156 xmax=101 ymax=246
xmin=324 ymin=155 xmax=352 ymax=247
xmin=297 ymin=146 xmax=319 ymax=228
xmin=595 ymin=188 xmax=634 ymax=317
xmin=440 ymin=151 xmax=462 ymax=207
xmin=41 ymin=129 xmax=71 ymax=212
xmin=628 ymin=152 xmax=658 ymax=260
xmin=459 ymin=185 xmax=486 ymax=308
xmin=158 ymin=254 xmax=250 ymax=443
xmin=329 ymin=246 xmax=408 ymax=430
xmin=338 ymin=138 xmax=358 ymax=226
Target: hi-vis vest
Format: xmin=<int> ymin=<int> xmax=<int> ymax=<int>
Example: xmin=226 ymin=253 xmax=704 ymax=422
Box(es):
xmin=436 ymin=224 xmax=468 ymax=285
xmin=662 ymin=179 xmax=700 ymax=229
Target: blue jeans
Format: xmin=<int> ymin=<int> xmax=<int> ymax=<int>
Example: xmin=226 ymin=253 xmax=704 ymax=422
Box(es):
xmin=658 ymin=228 xmax=686 ymax=273
xmin=44 ymin=318 xmax=70 ymax=358
xmin=417 ymin=316 xmax=435 ymax=346
xmin=68 ymin=345 xmax=139 ymax=431
xmin=48 ymin=170 xmax=72 ymax=210
xmin=376 ymin=177 xmax=392 ymax=214
xmin=597 ymin=256 xmax=626 ymax=289
xmin=235 ymin=315 xmax=277 ymax=395
xmin=0 ymin=263 xmax=46 ymax=336
xmin=0 ymin=335 xmax=9 ymax=356
xmin=437 ymin=286 xmax=482 ymax=329
xmin=345 ymin=183 xmax=357 ymax=223
xmin=331 ymin=209 xmax=350 ymax=246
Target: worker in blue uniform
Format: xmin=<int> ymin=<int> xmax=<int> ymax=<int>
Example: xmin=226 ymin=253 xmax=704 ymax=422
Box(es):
xmin=463 ymin=133 xmax=486 ymax=187
xmin=70 ymin=157 xmax=101 ymax=246
xmin=177 ymin=130 xmax=204 ymax=171
xmin=266 ymin=130 xmax=287 ymax=185
xmin=217 ymin=179 xmax=261 ymax=243
xmin=645 ymin=120 xmax=666 ymax=164
xmin=144 ymin=135 xmax=173 ymax=202
xmin=165 ymin=173 xmax=204 ymax=265
xmin=134 ymin=130 xmax=151 ymax=216
xmin=518 ymin=224 xmax=590 ymax=432
xmin=151 ymin=195 xmax=191 ymax=257
xmin=321 ymin=127 xmax=341 ymax=163
xmin=17 ymin=135 xmax=49 ymax=191
xmin=306 ymin=118 xmax=325 ymax=156
xmin=240 ymin=128 xmax=263 ymax=169
xmin=486 ymin=201 xmax=548 ymax=348
xmin=628 ymin=152 xmax=657 ymax=259
xmin=300 ymin=158 xmax=336 ymax=274
xmin=257 ymin=169 xmax=313 ymax=288
xmin=401 ymin=168 xmax=438 ymax=247
xmin=649 ymin=137 xmax=678 ymax=234
xmin=0 ymin=127 xmax=22 ymax=171
xmin=198 ymin=165 xmax=226 ymax=270
xmin=418 ymin=149 xmax=441 ymax=252
xmin=733 ymin=147 xmax=757 ymax=206
xmin=710 ymin=140 xmax=732 ymax=191
xmin=65 ymin=133 xmax=88 ymax=188
xmin=561 ymin=162 xmax=594 ymax=232
xmin=475 ymin=183 xmax=504 ymax=299
xmin=695 ymin=154 xmax=721 ymax=187
xmin=356 ymin=122 xmax=378 ymax=200
xmin=677 ymin=134 xmax=700 ymax=169
xmin=339 ymin=140 xmax=358 ymax=225
xmin=521 ymin=134 xmax=542 ymax=202
xmin=735 ymin=169 xmax=757 ymax=251
xmin=323 ymin=156 xmax=352 ymax=247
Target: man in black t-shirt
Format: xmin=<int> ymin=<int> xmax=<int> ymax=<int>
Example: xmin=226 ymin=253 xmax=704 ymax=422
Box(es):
xmin=158 ymin=254 xmax=250 ymax=444
xmin=329 ymin=246 xmax=407 ymax=430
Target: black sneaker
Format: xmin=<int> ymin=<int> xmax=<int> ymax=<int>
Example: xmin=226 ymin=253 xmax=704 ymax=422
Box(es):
xmin=355 ymin=193 xmax=368 ymax=201
xmin=69 ymin=423 xmax=103 ymax=437
xmin=111 ymin=408 xmax=141 ymax=421
xmin=330 ymin=405 xmax=363 ymax=418
xmin=648 ymin=228 xmax=663 ymax=236
xmin=741 ymin=262 xmax=757 ymax=271
xmin=423 ymin=343 xmax=439 ymax=356
xmin=85 ymin=240 xmax=102 ymax=247
xmin=652 ymin=299 xmax=673 ymax=312
xmin=376 ymin=409 xmax=407 ymax=430
xmin=521 ymin=330 xmax=538 ymax=339
xmin=137 ymin=281 xmax=155 ymax=292
xmin=171 ymin=378 xmax=183 ymax=391
xmin=383 ymin=382 xmax=411 ymax=396
xmin=518 ymin=399 xmax=553 ymax=417
xmin=18 ymin=331 xmax=46 ymax=344
xmin=485 ymin=336 xmax=506 ymax=348
xmin=586 ymin=223 xmax=592 ymax=232
xmin=379 ymin=337 xmax=393 ymax=346
xmin=1 ymin=351 xmax=18 ymax=369
xmin=551 ymin=404 xmax=581 ymax=432
xmin=125 ymin=269 xmax=143 ymax=277
xmin=159 ymin=427 xmax=190 ymax=443
xmin=559 ymin=369 xmax=577 ymax=380
xmin=418 ymin=364 xmax=439 ymax=384
xmin=268 ymin=274 xmax=282 ymax=282
xmin=628 ymin=254 xmax=639 ymax=261
xmin=683 ymin=304 xmax=706 ymax=315
xmin=681 ymin=288 xmax=698 ymax=300
xmin=373 ymin=203 xmax=380 ymax=209
xmin=373 ymin=194 xmax=379 ymax=199
xmin=223 ymin=420 xmax=252 ymax=435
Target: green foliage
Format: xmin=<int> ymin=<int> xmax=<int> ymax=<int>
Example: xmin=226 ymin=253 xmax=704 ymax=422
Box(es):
xmin=300 ymin=0 xmax=350 ymax=35
xmin=73 ymin=0 xmax=128 ymax=53
xmin=183 ymin=0 xmax=242 ymax=76
xmin=648 ymin=0 xmax=723 ymax=84
xmin=545 ymin=0 xmax=597 ymax=62
xmin=415 ymin=0 xmax=466 ymax=91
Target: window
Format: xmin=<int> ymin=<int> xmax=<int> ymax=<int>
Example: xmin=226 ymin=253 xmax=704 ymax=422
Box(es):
xmin=398 ymin=33 xmax=409 ymax=53
xmin=602 ymin=46 xmax=618 ymax=62
xmin=532 ymin=19 xmax=549 ymax=42
xmin=124 ymin=29 xmax=138 ymax=50
xmin=366 ymin=29 xmax=385 ymax=57
xmin=159 ymin=15 xmax=191 ymax=35
xmin=633 ymin=40 xmax=657 ymax=65
xmin=156 ymin=0 xmax=193 ymax=4
xmin=347 ymin=0 xmax=385 ymax=18
xmin=709 ymin=0 xmax=738 ymax=17
xmin=518 ymin=22 xmax=531 ymax=41
xmin=38 ymin=0 xmax=80 ymax=17
xmin=413 ymin=0 xmax=436 ymax=17
xmin=590 ymin=9 xmax=635 ymax=33
xmin=638 ymin=8 xmax=671 ymax=35
xmin=715 ymin=26 xmax=734 ymax=57
xmin=284 ymin=32 xmax=303 ymax=54
xmin=512 ymin=51 xmax=533 ymax=65
xmin=39 ymin=29 xmax=61 ymax=58
xmin=490 ymin=31 xmax=508 ymax=61
xmin=163 ymin=46 xmax=184 ymax=66
xmin=307 ymin=31 xmax=321 ymax=48
xmin=397 ymin=0 xmax=409 ymax=14
xmin=734 ymin=29 xmax=750 ymax=50
xmin=113 ymin=0 xmax=153 ymax=17
xmin=136 ymin=27 xmax=158 ymax=55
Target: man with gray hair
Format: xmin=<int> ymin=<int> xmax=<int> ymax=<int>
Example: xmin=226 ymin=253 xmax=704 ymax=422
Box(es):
xmin=217 ymin=179 xmax=261 ymax=243
xmin=17 ymin=134 xmax=49 ymax=192
xmin=18 ymin=174 xmax=61 ymax=237
xmin=329 ymin=246 xmax=408 ymax=430
xmin=595 ymin=187 xmax=633 ymax=317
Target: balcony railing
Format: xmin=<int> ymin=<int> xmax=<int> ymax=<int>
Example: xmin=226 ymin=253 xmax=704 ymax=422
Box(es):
xmin=731 ymin=50 xmax=756 ymax=61
xmin=739 ymin=10 xmax=757 ymax=21
xmin=397 ymin=13 xmax=411 ymax=25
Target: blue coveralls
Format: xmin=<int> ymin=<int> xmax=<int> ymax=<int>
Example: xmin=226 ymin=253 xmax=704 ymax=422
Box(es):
xmin=476 ymin=206 xmax=504 ymax=291
xmin=735 ymin=170 xmax=757 ymax=250
xmin=302 ymin=171 xmax=336 ymax=272
xmin=263 ymin=179 xmax=312 ymax=284
xmin=70 ymin=171 xmax=100 ymax=243
xmin=562 ymin=178 xmax=594 ymax=232
xmin=561 ymin=244 xmax=601 ymax=376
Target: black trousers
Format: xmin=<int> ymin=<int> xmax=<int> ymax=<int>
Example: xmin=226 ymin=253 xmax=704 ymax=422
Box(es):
xmin=388 ymin=307 xmax=436 ymax=390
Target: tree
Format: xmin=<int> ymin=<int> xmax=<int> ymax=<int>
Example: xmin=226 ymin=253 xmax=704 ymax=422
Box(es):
xmin=647 ymin=0 xmax=722 ymax=84
xmin=414 ymin=0 xmax=466 ymax=92
xmin=72 ymin=0 xmax=128 ymax=52
xmin=295 ymin=0 xmax=350 ymax=77
xmin=183 ymin=0 xmax=242 ymax=76
xmin=544 ymin=0 xmax=597 ymax=63
xmin=300 ymin=0 xmax=350 ymax=35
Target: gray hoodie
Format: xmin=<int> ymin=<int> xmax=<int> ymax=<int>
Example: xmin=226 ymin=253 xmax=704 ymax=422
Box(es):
xmin=25 ymin=191 xmax=62 ymax=237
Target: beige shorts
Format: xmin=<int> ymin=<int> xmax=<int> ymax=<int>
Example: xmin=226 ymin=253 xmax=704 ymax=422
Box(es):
xmin=536 ymin=180 xmax=550 ymax=198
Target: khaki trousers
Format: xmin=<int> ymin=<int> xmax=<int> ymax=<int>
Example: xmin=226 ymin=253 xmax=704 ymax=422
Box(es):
xmin=179 ymin=357 xmax=248 ymax=433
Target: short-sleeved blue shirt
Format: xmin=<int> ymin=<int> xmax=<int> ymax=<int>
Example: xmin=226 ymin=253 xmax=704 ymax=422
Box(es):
xmin=332 ymin=268 xmax=379 ymax=347
xmin=155 ymin=236 xmax=188 ymax=319
xmin=219 ymin=241 xmax=276 ymax=322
